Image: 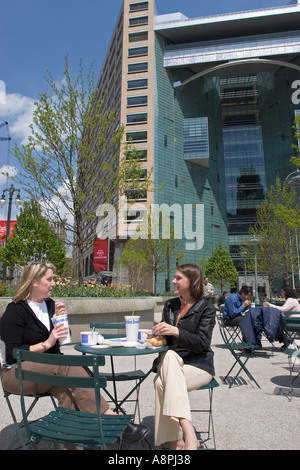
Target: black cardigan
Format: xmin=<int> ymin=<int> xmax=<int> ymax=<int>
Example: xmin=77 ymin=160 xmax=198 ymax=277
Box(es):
xmin=0 ymin=299 xmax=60 ymax=365
xmin=161 ymin=296 xmax=216 ymax=376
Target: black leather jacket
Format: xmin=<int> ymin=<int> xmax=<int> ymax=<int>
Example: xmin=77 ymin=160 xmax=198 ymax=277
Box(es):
xmin=161 ymin=296 xmax=216 ymax=376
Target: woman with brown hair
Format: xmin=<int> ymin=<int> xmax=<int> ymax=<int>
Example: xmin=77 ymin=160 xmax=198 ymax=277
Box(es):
xmin=150 ymin=264 xmax=216 ymax=450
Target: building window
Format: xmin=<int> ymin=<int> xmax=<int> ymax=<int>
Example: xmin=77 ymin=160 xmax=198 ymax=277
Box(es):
xmin=125 ymin=149 xmax=147 ymax=161
xmin=127 ymin=78 xmax=148 ymax=90
xmin=129 ymin=31 xmax=148 ymax=42
xmin=125 ymin=168 xmax=147 ymax=181
xmin=183 ymin=117 xmax=209 ymax=158
xmin=128 ymin=46 xmax=148 ymax=57
xmin=127 ymin=95 xmax=148 ymax=107
xmin=126 ymin=112 xmax=148 ymax=125
xmin=128 ymin=62 xmax=148 ymax=74
xmin=126 ymin=130 xmax=147 ymax=142
xmin=129 ymin=16 xmax=148 ymax=27
xmin=125 ymin=188 xmax=147 ymax=201
xmin=125 ymin=208 xmax=147 ymax=223
xmin=129 ymin=2 xmax=148 ymax=12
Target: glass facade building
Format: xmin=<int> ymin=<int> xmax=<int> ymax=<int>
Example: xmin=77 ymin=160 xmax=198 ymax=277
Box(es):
xmin=84 ymin=1 xmax=300 ymax=293
xmin=152 ymin=2 xmax=300 ymax=291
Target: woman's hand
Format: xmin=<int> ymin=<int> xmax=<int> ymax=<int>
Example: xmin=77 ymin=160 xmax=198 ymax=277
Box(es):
xmin=152 ymin=322 xmax=179 ymax=338
xmin=30 ymin=323 xmax=68 ymax=353
xmin=45 ymin=323 xmax=68 ymax=349
xmin=55 ymin=301 xmax=67 ymax=316
xmin=263 ymin=301 xmax=270 ymax=307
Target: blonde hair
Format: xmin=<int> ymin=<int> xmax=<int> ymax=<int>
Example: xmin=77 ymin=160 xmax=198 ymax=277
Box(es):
xmin=13 ymin=262 xmax=56 ymax=303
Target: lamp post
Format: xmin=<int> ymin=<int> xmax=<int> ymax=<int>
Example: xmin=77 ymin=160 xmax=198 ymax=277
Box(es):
xmin=0 ymin=185 xmax=22 ymax=244
xmin=249 ymin=235 xmax=260 ymax=305
xmin=241 ymin=250 xmax=248 ymax=286
xmin=285 ymin=165 xmax=300 ymax=290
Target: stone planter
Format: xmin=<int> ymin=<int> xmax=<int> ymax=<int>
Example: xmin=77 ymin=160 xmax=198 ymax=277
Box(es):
xmin=0 ymin=297 xmax=162 ymax=343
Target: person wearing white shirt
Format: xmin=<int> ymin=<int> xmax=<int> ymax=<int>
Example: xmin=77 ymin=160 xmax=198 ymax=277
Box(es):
xmin=263 ymin=285 xmax=300 ymax=314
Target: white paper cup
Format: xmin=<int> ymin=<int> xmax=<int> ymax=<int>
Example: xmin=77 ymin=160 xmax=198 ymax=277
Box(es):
xmin=125 ymin=316 xmax=140 ymax=342
xmin=138 ymin=329 xmax=148 ymax=343
xmin=80 ymin=331 xmax=98 ymax=347
xmin=52 ymin=314 xmax=71 ymax=345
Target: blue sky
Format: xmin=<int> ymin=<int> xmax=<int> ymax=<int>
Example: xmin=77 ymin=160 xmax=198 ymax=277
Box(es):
xmin=0 ymin=0 xmax=292 ymax=220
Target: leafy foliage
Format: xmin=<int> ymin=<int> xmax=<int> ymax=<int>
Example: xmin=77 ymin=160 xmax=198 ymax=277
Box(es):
xmin=205 ymin=242 xmax=238 ymax=291
xmin=0 ymin=199 xmax=66 ymax=274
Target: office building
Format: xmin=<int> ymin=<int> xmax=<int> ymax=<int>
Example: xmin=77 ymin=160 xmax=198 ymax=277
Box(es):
xmin=82 ymin=0 xmax=300 ymax=293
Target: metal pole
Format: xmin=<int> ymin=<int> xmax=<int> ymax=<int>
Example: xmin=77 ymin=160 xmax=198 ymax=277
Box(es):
xmin=253 ymin=245 xmax=259 ymax=305
xmin=5 ymin=190 xmax=13 ymax=243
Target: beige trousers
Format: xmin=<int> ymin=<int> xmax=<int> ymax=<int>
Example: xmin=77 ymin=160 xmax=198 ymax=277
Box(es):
xmin=154 ymin=350 xmax=212 ymax=446
xmin=1 ymin=361 xmax=110 ymax=414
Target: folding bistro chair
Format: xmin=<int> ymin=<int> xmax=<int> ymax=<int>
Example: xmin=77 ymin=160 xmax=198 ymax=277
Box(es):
xmin=13 ymin=349 xmax=134 ymax=450
xmin=190 ymin=378 xmax=219 ymax=450
xmin=217 ymin=309 xmax=243 ymax=343
xmin=217 ymin=316 xmax=260 ymax=388
xmin=90 ymin=322 xmax=146 ymax=422
xmin=0 ymin=339 xmax=57 ymax=450
xmin=1 ymin=377 xmax=57 ymax=450
xmin=282 ymin=314 xmax=300 ymax=388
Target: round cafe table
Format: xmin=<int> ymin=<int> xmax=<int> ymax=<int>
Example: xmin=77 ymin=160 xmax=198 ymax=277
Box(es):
xmin=74 ymin=342 xmax=168 ymax=416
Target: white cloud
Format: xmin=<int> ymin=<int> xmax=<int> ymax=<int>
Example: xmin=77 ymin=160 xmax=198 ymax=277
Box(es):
xmin=0 ymin=93 xmax=35 ymax=145
xmin=0 ymin=165 xmax=18 ymax=188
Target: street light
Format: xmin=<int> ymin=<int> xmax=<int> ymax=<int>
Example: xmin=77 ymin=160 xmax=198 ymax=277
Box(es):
xmin=285 ymin=165 xmax=300 ymax=206
xmin=0 ymin=184 xmax=22 ymax=244
xmin=249 ymin=235 xmax=260 ymax=305
xmin=241 ymin=250 xmax=248 ymax=286
xmin=285 ymin=164 xmax=300 ymax=289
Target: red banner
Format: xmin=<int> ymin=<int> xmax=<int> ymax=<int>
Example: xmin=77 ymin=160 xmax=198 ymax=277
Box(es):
xmin=0 ymin=220 xmax=17 ymax=241
xmin=93 ymin=238 xmax=108 ymax=272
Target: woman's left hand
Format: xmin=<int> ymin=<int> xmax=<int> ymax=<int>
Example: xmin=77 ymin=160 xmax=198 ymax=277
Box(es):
xmin=152 ymin=322 xmax=179 ymax=338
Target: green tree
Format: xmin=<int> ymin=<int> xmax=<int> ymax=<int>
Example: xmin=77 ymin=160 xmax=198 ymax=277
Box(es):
xmin=246 ymin=177 xmax=300 ymax=291
xmin=205 ymin=242 xmax=238 ymax=292
xmin=115 ymin=239 xmax=149 ymax=293
xmin=117 ymin=209 xmax=185 ymax=294
xmin=8 ymin=56 xmax=155 ymax=284
xmin=0 ymin=199 xmax=66 ymax=273
xmin=291 ymin=114 xmax=300 ymax=164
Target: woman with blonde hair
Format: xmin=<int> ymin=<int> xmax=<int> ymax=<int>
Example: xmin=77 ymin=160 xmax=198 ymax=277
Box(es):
xmin=149 ymin=264 xmax=216 ymax=450
xmin=0 ymin=262 xmax=149 ymax=446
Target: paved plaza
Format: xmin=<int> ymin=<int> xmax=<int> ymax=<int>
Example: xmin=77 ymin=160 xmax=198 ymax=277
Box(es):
xmin=0 ymin=310 xmax=299 ymax=451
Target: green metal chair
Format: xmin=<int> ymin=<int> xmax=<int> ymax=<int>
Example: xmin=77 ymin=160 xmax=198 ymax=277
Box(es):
xmin=90 ymin=322 xmax=146 ymax=422
xmin=13 ymin=349 xmax=134 ymax=450
xmin=1 ymin=375 xmax=57 ymax=450
xmin=282 ymin=314 xmax=300 ymax=388
xmin=190 ymin=378 xmax=219 ymax=450
xmin=217 ymin=315 xmax=260 ymax=388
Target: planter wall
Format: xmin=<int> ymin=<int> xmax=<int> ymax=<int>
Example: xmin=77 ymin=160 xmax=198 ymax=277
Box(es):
xmin=0 ymin=297 xmax=163 ymax=343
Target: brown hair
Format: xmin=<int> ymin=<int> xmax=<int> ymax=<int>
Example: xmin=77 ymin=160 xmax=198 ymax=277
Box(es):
xmin=177 ymin=264 xmax=203 ymax=300
xmin=13 ymin=262 xmax=56 ymax=303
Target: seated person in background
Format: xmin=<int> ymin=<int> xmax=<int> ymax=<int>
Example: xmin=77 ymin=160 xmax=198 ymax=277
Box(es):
xmin=223 ymin=286 xmax=251 ymax=326
xmin=263 ymin=285 xmax=300 ymax=315
xmin=217 ymin=291 xmax=227 ymax=308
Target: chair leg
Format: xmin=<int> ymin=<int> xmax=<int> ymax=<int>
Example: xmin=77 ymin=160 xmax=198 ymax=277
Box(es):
xmin=3 ymin=392 xmax=57 ymax=450
xmin=191 ymin=387 xmax=217 ymax=450
xmin=224 ymin=350 xmax=260 ymax=389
